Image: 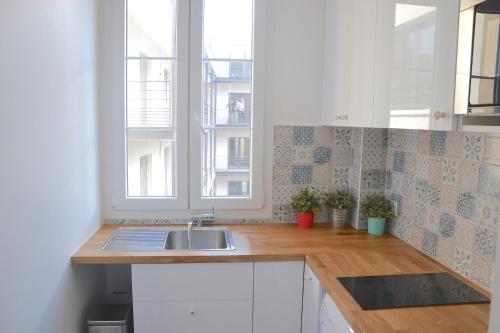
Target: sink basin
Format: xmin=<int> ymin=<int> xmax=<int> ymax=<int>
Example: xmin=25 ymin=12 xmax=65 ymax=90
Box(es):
xmin=165 ymin=228 xmax=233 ymax=250
xmin=101 ymin=227 xmax=235 ymax=251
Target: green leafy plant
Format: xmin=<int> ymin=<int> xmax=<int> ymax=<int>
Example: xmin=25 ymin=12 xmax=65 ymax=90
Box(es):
xmin=322 ymin=190 xmax=353 ymax=210
xmin=360 ymin=194 xmax=394 ymax=219
xmin=290 ymin=189 xmax=321 ymax=213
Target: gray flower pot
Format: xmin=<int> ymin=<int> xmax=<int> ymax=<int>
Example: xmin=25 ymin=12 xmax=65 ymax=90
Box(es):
xmin=331 ymin=208 xmax=349 ymax=228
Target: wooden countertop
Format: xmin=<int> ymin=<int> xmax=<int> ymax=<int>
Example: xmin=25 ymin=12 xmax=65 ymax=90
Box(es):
xmin=72 ymin=224 xmax=491 ymax=332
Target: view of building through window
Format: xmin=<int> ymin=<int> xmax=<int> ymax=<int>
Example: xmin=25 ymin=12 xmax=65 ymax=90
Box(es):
xmin=201 ymin=0 xmax=254 ymax=197
xmin=126 ymin=0 xmax=177 ymax=197
xmin=125 ymin=0 xmax=254 ymax=199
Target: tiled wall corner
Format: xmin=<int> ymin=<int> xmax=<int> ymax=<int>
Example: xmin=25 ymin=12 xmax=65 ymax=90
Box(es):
xmin=272 ymin=126 xmax=333 ymax=222
xmin=386 ymin=130 xmax=500 ymax=291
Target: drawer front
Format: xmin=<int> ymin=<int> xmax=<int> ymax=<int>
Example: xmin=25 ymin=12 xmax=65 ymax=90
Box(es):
xmin=132 ymin=263 xmax=253 ymax=301
xmin=133 ymin=300 xmax=253 ymax=333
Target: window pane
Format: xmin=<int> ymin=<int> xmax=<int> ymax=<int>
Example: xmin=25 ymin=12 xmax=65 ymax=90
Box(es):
xmin=202 ymin=60 xmax=252 ymax=127
xmin=127 ymin=0 xmax=177 ymax=58
xmin=203 ymin=0 xmax=253 ymax=59
xmin=126 ymin=1 xmax=177 ymax=198
xmin=202 ymin=129 xmax=251 ymax=197
xmin=201 ymin=0 xmax=253 ymax=198
xmin=127 ymin=59 xmax=175 ymax=128
xmin=127 ymin=131 xmax=176 ymax=197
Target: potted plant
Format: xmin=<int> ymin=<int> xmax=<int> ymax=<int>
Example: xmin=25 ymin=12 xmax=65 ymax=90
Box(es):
xmin=360 ymin=194 xmax=394 ymax=235
xmin=323 ymin=190 xmax=353 ymax=228
xmin=290 ymin=188 xmax=321 ymax=229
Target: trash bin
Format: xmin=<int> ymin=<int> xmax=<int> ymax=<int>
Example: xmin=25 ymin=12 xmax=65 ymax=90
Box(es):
xmin=87 ymin=303 xmax=131 ymax=333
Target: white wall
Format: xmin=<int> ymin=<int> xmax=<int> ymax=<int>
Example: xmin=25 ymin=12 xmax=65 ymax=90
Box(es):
xmin=99 ymin=0 xmax=325 ymax=219
xmin=0 ymin=1 xmax=105 ymax=332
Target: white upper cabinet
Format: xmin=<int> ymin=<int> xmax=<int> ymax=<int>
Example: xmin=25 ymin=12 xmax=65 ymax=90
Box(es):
xmin=322 ymin=0 xmax=376 ymax=128
xmin=374 ymin=0 xmax=460 ymax=130
xmin=322 ymin=0 xmax=460 ymax=130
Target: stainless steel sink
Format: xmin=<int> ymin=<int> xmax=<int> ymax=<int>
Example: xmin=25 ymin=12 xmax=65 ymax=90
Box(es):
xmin=101 ymin=227 xmax=235 ymax=251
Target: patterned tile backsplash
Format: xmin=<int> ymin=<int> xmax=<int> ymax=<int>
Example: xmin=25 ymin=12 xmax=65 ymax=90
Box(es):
xmin=272 ymin=126 xmax=499 ymax=291
xmin=386 ymin=129 xmax=500 ymax=290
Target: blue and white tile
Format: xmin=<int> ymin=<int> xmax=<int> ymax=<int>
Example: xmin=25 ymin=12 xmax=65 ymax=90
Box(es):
xmin=351 ymin=148 xmax=361 ymax=168
xmin=457 ymin=161 xmax=480 ymax=193
xmin=333 ymin=168 xmax=350 ymax=188
xmin=402 ymin=175 xmax=415 ymax=198
xmin=415 ymin=178 xmax=429 ymax=203
xmin=331 ymin=147 xmax=351 ymax=167
xmin=445 ymin=131 xmax=463 ymax=159
xmin=363 ymin=128 xmax=384 ymax=149
xmin=273 ymin=146 xmax=295 ymax=165
xmin=394 ymin=216 xmax=412 ymax=242
xmin=403 ymin=130 xmax=418 ymax=152
xmin=293 ymin=127 xmax=314 ymax=145
xmin=313 ymin=126 xmax=334 ymax=146
xmin=292 ymin=166 xmax=313 ymax=185
xmin=422 ymin=229 xmax=438 ymax=258
xmin=393 ymin=151 xmax=406 ymax=173
xmin=334 ymin=128 xmax=352 ymax=147
xmin=272 ymin=185 xmax=297 ymax=204
xmin=273 ymin=165 xmax=292 ymax=185
xmin=430 ymin=131 xmax=446 ymax=156
xmin=413 ymin=201 xmax=427 ymax=226
xmin=457 ymin=192 xmax=476 ymax=219
xmin=473 ymin=225 xmax=496 ymax=257
xmin=415 ymin=155 xmax=430 ymax=179
xmin=474 ymin=194 xmax=499 ymax=229
xmin=351 ymin=128 xmax=363 ymax=148
xmin=272 ymin=204 xmax=295 ymax=221
xmin=442 ymin=158 xmax=458 ymax=185
xmin=363 ymin=148 xmax=386 ymax=169
xmin=418 ymin=131 xmax=431 ymax=155
xmin=348 ymin=167 xmax=360 ymax=188
xmin=313 ymin=147 xmax=331 ymax=165
xmin=427 ymin=183 xmax=441 ymax=208
xmin=439 ymin=213 xmax=456 ymax=238
xmin=391 ymin=192 xmax=403 ymax=216
xmin=385 ymin=170 xmax=393 ymax=190
xmin=361 ymin=169 xmax=384 ymax=189
xmin=313 ymin=165 xmax=332 ymax=185
xmin=293 ymin=147 xmax=313 ymax=165
xmin=478 ymin=164 xmax=500 ymax=198
xmin=455 ymin=217 xmax=475 ymax=251
xmin=404 ymin=153 xmax=416 ymax=176
xmin=463 ymin=134 xmax=484 ymax=162
xmin=274 ymin=126 xmax=293 ymax=146
xmin=454 ymin=247 xmax=473 ymax=278
xmin=439 ymin=184 xmax=459 ymax=214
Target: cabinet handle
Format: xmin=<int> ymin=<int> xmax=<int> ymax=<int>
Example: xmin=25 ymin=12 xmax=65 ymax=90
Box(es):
xmin=434 ymin=110 xmax=446 ymax=120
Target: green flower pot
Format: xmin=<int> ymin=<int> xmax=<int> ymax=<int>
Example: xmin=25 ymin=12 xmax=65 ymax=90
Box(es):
xmin=367 ymin=217 xmax=386 ymax=235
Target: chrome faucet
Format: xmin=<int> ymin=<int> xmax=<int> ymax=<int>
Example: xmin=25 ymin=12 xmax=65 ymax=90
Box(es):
xmin=187 ymin=207 xmax=215 ymax=249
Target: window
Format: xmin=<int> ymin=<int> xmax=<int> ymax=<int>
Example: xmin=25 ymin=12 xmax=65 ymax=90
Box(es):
xmin=228 ymin=137 xmax=250 ymax=169
xmin=228 ymin=181 xmax=250 ymax=196
xmin=114 ymin=0 xmax=263 ymax=210
xmin=126 ymin=0 xmax=178 ymax=197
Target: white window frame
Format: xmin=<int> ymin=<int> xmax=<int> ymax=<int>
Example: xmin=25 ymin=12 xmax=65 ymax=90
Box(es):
xmin=111 ymin=0 xmax=189 ymax=210
xmin=110 ymin=0 xmax=265 ymax=210
xmin=189 ymin=0 xmax=265 ymax=209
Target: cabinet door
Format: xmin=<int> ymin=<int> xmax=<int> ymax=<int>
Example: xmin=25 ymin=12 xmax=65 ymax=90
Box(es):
xmin=302 ymin=264 xmax=325 ymax=333
xmin=322 ymin=0 xmax=376 ymax=128
xmin=134 ymin=300 xmax=253 ymax=333
xmin=253 ymin=261 xmax=304 ymax=333
xmin=373 ymin=0 xmax=460 ymax=130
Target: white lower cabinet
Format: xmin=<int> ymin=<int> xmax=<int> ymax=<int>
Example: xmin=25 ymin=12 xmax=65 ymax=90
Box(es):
xmin=132 ymin=263 xmax=253 ymax=333
xmin=134 ymin=300 xmax=253 ymax=333
xmin=131 ymin=261 xmax=326 ymax=333
xmin=253 ymin=261 xmax=304 ymax=333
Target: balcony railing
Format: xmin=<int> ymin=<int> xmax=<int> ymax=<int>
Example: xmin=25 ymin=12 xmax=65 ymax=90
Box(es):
xmin=127 ymin=80 xmax=172 ymax=128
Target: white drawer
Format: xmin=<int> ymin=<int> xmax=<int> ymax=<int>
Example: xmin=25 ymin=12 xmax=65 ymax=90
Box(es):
xmin=133 ymin=300 xmax=253 ymax=333
xmin=132 ymin=263 xmax=253 ymax=301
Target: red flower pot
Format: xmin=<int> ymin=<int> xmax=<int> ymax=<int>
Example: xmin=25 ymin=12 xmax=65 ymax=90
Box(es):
xmin=297 ymin=211 xmax=315 ymax=229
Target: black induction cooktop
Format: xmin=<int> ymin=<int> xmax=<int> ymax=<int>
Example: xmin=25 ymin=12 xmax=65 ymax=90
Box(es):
xmin=338 ymin=272 xmax=490 ymax=310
